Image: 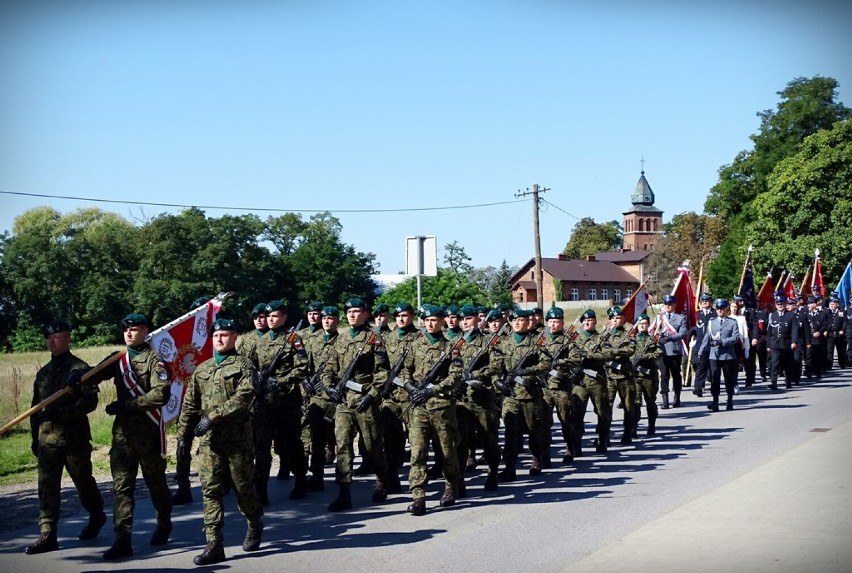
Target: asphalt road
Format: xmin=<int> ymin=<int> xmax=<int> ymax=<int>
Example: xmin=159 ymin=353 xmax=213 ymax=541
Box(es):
xmin=3 ymin=367 xmax=851 ymax=572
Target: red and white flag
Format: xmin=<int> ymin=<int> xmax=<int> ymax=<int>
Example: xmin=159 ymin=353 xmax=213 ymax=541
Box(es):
xmin=621 ymin=281 xmax=649 ymax=323
xmin=147 ymin=296 xmax=224 ymax=424
xmin=813 ymin=255 xmax=825 ymax=298
xmin=671 ymin=263 xmax=696 ymax=331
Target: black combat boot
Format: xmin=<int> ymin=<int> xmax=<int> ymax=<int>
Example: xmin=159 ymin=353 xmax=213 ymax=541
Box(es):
xmin=707 ymin=396 xmax=720 ymax=412
xmin=672 ymin=392 xmax=681 ymax=407
xmin=483 ymin=470 xmax=499 ymax=491
xmin=255 ymin=481 xmax=269 ymax=506
xmin=172 ymin=483 xmax=193 ymax=505
xmin=289 ymin=475 xmax=308 ymax=500
xmin=661 ymin=393 xmax=670 ymax=409
xmin=78 ymin=510 xmax=107 ymax=540
xmin=306 ymin=473 xmax=325 ymax=491
xmin=408 ymin=498 xmax=426 ymax=516
xmin=465 ymin=454 xmax=478 ymax=472
xmin=276 ymin=456 xmax=291 ymax=481
xmin=386 ymin=470 xmax=403 ymax=494
xmin=371 ymin=481 xmax=388 ymax=503
xmin=26 ymin=531 xmax=58 ymax=555
xmin=353 ymin=459 xmax=373 ymax=477
xmin=562 ymin=453 xmax=574 ymax=464
xmin=150 ymin=520 xmax=172 ymax=546
xmin=439 ymin=485 xmax=456 ymax=507
xmin=498 ymin=463 xmax=516 ymax=482
xmin=529 ymin=457 xmax=542 ymax=476
xmin=726 ymin=396 xmax=734 ymax=411
xmin=103 ymin=535 xmax=133 ymax=560
xmin=193 ymin=539 xmax=225 ymax=565
xmin=242 ymin=519 xmax=263 ymax=552
xmin=647 ymin=416 xmax=657 ymax=437
xmin=328 ymin=484 xmax=352 ymax=512
xmin=620 ymin=429 xmax=633 ymax=445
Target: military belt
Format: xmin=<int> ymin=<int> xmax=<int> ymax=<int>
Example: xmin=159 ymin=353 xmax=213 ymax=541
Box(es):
xmin=344 ymin=380 xmax=365 ymax=394
xmin=635 ymin=366 xmax=652 ymax=376
xmin=583 ymin=368 xmax=601 ymax=380
xmin=605 ymin=361 xmax=624 ymax=372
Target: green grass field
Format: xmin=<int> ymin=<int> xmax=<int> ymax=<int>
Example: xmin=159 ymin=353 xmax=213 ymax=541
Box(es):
xmin=0 ymin=345 xmax=179 ymax=486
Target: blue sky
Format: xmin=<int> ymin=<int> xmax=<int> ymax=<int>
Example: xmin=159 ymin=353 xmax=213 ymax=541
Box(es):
xmin=2 ymin=0 xmax=850 ymax=275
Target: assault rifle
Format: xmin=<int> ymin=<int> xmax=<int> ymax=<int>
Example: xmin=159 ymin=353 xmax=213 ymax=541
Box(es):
xmin=495 ymin=330 xmax=547 ymax=397
xmin=631 ymin=321 xmax=661 ymax=377
xmin=326 ymin=331 xmax=377 ymax=403
xmin=403 ymin=335 xmax=466 ymax=414
xmin=604 ymin=324 xmax=639 ymax=375
xmin=380 ymin=347 xmax=410 ymax=399
xmin=461 ymin=324 xmax=506 ymax=384
xmin=254 ymin=319 xmax=303 ymax=396
xmin=302 ymin=359 xmax=328 ymax=404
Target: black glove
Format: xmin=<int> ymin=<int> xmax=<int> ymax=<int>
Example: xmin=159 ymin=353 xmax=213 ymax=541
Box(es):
xmin=264 ymin=377 xmax=279 ymax=395
xmin=404 ymin=382 xmax=419 ymax=398
xmin=325 ymin=386 xmax=342 ymax=403
xmin=453 ymin=383 xmax=467 ymax=400
xmin=710 ymin=339 xmax=721 ymax=348
xmin=410 ymin=388 xmax=429 ymax=406
xmin=313 ymin=379 xmax=326 ymax=396
xmin=176 ymin=438 xmax=188 ymax=461
xmin=193 ymin=416 xmax=213 ymax=437
xmin=31 ymin=439 xmax=39 ymax=457
xmin=461 ymin=371 xmax=473 ymax=381
xmin=494 ymin=379 xmax=513 ymax=398
xmin=63 ymin=368 xmax=88 ymax=392
xmin=301 ymin=379 xmax=315 ymax=397
xmin=104 ymin=401 xmax=127 ymax=416
xmin=355 ymin=393 xmax=374 ymax=413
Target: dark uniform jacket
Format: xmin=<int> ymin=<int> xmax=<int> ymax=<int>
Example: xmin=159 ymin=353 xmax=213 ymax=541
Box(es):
xmin=31 ymin=351 xmax=97 ymax=448
xmin=766 ymin=310 xmax=799 ymax=350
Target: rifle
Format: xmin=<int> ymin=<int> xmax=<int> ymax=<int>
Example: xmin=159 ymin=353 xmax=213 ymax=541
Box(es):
xmin=631 ymin=321 xmax=661 ymax=376
xmin=302 ymin=359 xmax=328 ymax=403
xmin=462 ymin=324 xmax=506 ymax=383
xmin=604 ymin=324 xmax=639 ymax=375
xmin=327 ymin=331 xmax=378 ymax=403
xmin=380 ymin=347 xmax=410 ymax=398
xmin=255 ymin=319 xmax=303 ymax=396
xmin=403 ymin=335 xmax=466 ymax=414
xmin=496 ymin=329 xmax=547 ymax=397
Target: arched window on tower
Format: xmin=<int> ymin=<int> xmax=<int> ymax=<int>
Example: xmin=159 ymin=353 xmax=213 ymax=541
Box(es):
xmin=638 ymin=219 xmax=644 ymax=232
xmin=652 ymin=219 xmax=658 ymax=231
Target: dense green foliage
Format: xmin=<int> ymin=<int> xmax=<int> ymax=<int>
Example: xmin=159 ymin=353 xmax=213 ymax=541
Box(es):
xmin=562 ymin=218 xmax=622 ymax=259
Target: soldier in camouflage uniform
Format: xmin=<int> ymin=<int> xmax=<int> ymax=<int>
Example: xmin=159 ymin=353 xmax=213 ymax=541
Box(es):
xmin=492 ymin=309 xmax=549 ymax=481
xmin=379 ymin=302 xmax=420 ymax=493
xmin=235 ymin=303 xmax=269 ymax=362
xmin=321 ymin=298 xmax=391 ymax=512
xmin=249 ymin=300 xmax=310 ymax=504
xmin=539 ymin=307 xmax=581 ymax=465
xmin=304 ymin=305 xmax=340 ymax=491
xmin=401 ymin=304 xmax=464 ymax=515
xmin=568 ymin=309 xmax=624 ymax=455
xmin=177 ymin=318 xmax=264 ymax=566
xmin=604 ymin=306 xmax=637 ymax=445
xmin=25 ymin=321 xmax=106 ymax=555
xmin=631 ymin=314 xmax=662 ymax=436
xmin=86 ymin=313 xmax=173 ymax=560
xmin=454 ymin=304 xmax=502 ymax=491
xmin=298 ymin=301 xmax=327 ymax=480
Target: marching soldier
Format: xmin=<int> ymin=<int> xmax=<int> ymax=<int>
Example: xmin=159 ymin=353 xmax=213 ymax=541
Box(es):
xmin=401 ymin=304 xmax=464 ymax=515
xmin=697 ymin=299 xmax=742 ymax=411
xmin=657 ymin=294 xmax=688 ymax=408
xmin=632 ymin=314 xmax=662 ymax=436
xmin=379 ymin=301 xmax=420 ymax=492
xmin=604 ymin=306 xmax=637 ymax=444
xmin=250 ymin=300 xmax=310 ymax=505
xmin=691 ymin=294 xmax=714 ymax=397
xmin=805 ymin=295 xmax=830 ymax=379
xmin=321 ymin=298 xmax=391 ymax=512
xmin=298 ymin=301 xmax=327 ymax=481
xmin=767 ymin=295 xmax=799 ymax=390
xmin=87 ymin=313 xmax=173 ymax=560
xmin=826 ymin=296 xmax=847 ymax=369
xmin=304 ymin=306 xmax=340 ymax=491
xmin=235 ymin=303 xmax=269 ymax=360
xmin=732 ymin=296 xmax=759 ymax=387
xmin=540 ymin=307 xmax=579 ymax=464
xmin=176 ymin=318 xmax=264 ymax=566
xmin=25 ymin=321 xmax=106 ymax=555
xmin=788 ymin=296 xmax=810 ymax=385
xmin=493 ymin=308 xmax=549 ymax=480
xmin=454 ymin=304 xmax=502 ymax=490
xmin=372 ymin=303 xmax=392 ymax=334
xmin=444 ymin=304 xmax=463 ymax=341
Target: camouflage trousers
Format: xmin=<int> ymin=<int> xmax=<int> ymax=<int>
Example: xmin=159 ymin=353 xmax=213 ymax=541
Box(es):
xmin=196 ymin=440 xmax=263 ymax=542
xmin=542 ymin=387 xmax=576 ymax=457
xmin=570 ymin=379 xmax=611 ymax=454
xmin=607 ymin=376 xmax=637 ymax=437
xmin=634 ymin=374 xmax=659 ymax=423
xmin=109 ymin=427 xmax=172 ymax=537
xmin=379 ymin=399 xmax=409 ymax=471
xmin=306 ymin=396 xmax=336 ymax=476
xmin=334 ymin=401 xmax=387 ymax=485
xmin=253 ymin=401 xmax=307 ymax=484
xmin=408 ymin=405 xmax=460 ymax=498
xmin=500 ymin=396 xmax=547 ymax=465
xmin=456 ymin=400 xmax=500 ymax=471
xmin=37 ymin=442 xmax=103 ymax=533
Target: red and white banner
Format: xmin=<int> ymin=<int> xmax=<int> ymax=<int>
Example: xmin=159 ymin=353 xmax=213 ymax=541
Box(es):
xmin=671 ymin=264 xmax=696 ymax=332
xmin=813 ymin=256 xmax=825 ymax=298
xmin=148 ymin=297 xmax=223 ymax=424
xmin=621 ymin=282 xmax=649 ymax=323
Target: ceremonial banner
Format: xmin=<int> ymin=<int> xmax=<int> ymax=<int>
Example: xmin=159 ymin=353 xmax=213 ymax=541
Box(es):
xmin=147 ymin=295 xmax=225 ymax=424
xmin=836 ymin=261 xmax=852 ymax=307
xmin=783 ymin=272 xmax=796 ymax=300
xmin=738 ymin=247 xmax=757 ymax=309
xmin=621 ymin=281 xmax=649 ymax=323
xmin=799 ymin=266 xmax=813 ymax=298
xmin=813 ymin=254 xmax=825 ymax=298
xmin=757 ymin=270 xmax=775 ymax=308
xmin=671 ymin=263 xmax=696 ymax=331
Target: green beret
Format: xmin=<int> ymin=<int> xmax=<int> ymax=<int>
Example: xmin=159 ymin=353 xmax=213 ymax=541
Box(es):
xmin=393 ymin=302 xmax=414 ymax=316
xmin=444 ymin=304 xmax=460 ymax=317
xmin=266 ymin=300 xmax=287 ymax=313
xmin=43 ymin=320 xmax=70 ymax=337
xmin=121 ymin=313 xmax=148 ymax=328
xmin=344 ymin=297 xmax=367 ymax=310
xmin=485 ymin=309 xmax=503 ymax=322
xmin=372 ymin=303 xmax=389 ymax=315
xmin=581 ymin=309 xmax=596 ymax=320
xmin=211 ymin=318 xmax=238 ymax=332
xmin=305 ymin=301 xmax=323 ymax=313
xmin=509 ymin=308 xmax=534 ymax=319
xmin=190 ymin=296 xmax=213 ymax=311
xmin=251 ymin=303 xmax=268 ymax=317
xmin=532 ymin=307 xmax=543 ymax=316
xmin=545 ymin=307 xmax=564 ymax=320
xmin=607 ymin=306 xmax=624 ymax=318
xmin=321 ymin=305 xmax=339 ymax=317
xmin=637 ymin=313 xmax=650 ymax=322
xmin=457 ymin=304 xmax=479 ymax=318
xmin=420 ymin=304 xmax=445 ymax=318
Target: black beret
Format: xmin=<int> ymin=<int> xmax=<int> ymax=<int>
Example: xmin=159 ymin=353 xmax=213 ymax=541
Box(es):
xmin=211 ymin=318 xmax=238 ymax=332
xmin=43 ymin=320 xmax=70 ymax=337
xmin=251 ymin=303 xmax=268 ymax=317
xmin=265 ymin=300 xmax=287 ymax=313
xmin=305 ymin=301 xmax=324 ymax=313
xmin=121 ymin=313 xmax=148 ymax=328
xmin=545 ymin=307 xmax=564 ymax=320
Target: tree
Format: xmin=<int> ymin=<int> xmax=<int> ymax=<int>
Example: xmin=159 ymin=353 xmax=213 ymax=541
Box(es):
xmin=562 ymin=218 xmax=621 ymax=259
xmin=376 ymin=268 xmax=487 ymax=309
xmin=443 ymin=241 xmax=473 ymax=275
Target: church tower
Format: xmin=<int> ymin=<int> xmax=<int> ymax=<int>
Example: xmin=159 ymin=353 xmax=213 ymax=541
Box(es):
xmin=622 ymin=170 xmax=664 ymax=251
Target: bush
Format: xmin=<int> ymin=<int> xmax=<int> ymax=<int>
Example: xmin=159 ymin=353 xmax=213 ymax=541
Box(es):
xmin=10 ymin=325 xmax=45 ymax=353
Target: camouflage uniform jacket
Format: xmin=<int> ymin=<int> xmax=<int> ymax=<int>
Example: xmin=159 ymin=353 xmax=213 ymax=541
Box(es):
xmin=457 ymin=328 xmax=498 ymax=404
xmin=177 ymin=352 xmax=255 ymax=445
xmin=102 ymin=346 xmax=171 ymax=436
xmin=31 ymin=351 xmax=97 ymax=447
xmin=401 ymin=331 xmax=464 ymax=411
xmin=236 ymin=330 xmax=266 ymax=367
xmin=604 ymin=326 xmax=636 ymax=381
xmin=633 ymin=332 xmax=662 ymax=379
xmin=542 ymin=329 xmax=579 ymax=391
xmin=381 ymin=325 xmax=420 ymax=402
xmin=496 ymin=332 xmax=550 ymax=400
xmin=573 ymin=329 xmax=620 ymax=386
xmin=253 ymin=328 xmax=308 ymax=407
xmin=320 ymin=325 xmax=388 ymax=408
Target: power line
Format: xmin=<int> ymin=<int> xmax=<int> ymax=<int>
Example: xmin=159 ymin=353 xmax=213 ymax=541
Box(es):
xmin=540 ymin=198 xmax=582 ymax=222
xmin=0 ymin=189 xmax=525 ymax=214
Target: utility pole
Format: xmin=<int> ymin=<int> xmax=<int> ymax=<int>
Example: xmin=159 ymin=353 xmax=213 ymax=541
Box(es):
xmin=515 ymin=184 xmax=549 ymax=309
